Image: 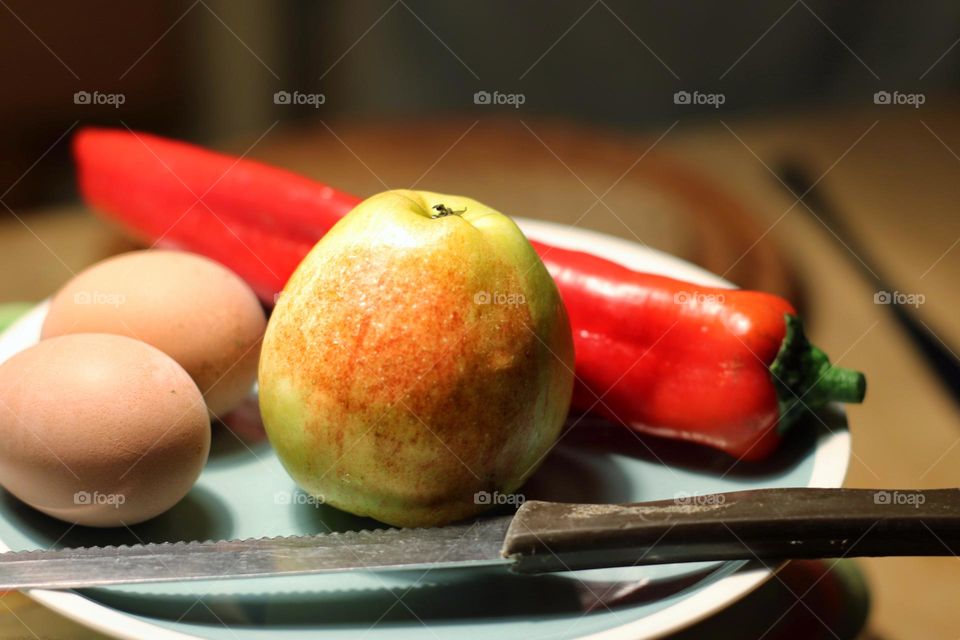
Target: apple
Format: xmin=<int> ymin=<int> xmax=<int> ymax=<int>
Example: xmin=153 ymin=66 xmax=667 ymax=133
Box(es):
xmin=259 ymin=190 xmax=574 ymax=527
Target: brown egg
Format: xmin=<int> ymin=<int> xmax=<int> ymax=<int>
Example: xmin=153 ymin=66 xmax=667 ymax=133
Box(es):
xmin=0 ymin=334 xmax=210 ymax=527
xmin=41 ymin=250 xmax=266 ymax=417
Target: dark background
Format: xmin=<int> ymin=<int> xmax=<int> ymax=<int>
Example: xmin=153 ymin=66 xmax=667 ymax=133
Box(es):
xmin=3 ymin=0 xmax=959 ymax=208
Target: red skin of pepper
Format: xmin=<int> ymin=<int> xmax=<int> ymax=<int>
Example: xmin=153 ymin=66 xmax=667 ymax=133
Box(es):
xmin=73 ymin=128 xmax=355 ymax=300
xmin=530 ymin=240 xmax=795 ymax=461
xmin=73 ymin=127 xmax=796 ymax=461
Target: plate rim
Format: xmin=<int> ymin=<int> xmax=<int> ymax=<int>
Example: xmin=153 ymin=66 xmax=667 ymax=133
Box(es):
xmin=0 ymin=219 xmax=850 ymax=640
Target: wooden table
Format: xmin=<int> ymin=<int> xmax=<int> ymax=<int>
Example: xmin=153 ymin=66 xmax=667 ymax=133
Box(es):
xmin=668 ymin=105 xmax=960 ymax=640
xmin=1 ymin=103 xmax=958 ymax=639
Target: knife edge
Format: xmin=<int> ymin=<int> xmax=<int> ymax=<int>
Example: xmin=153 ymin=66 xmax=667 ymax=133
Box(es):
xmin=0 ymin=516 xmax=514 ymax=590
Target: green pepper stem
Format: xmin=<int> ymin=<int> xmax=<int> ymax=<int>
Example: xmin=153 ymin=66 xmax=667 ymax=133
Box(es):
xmin=813 ymin=353 xmax=867 ymax=404
xmin=770 ymin=315 xmax=867 ymax=433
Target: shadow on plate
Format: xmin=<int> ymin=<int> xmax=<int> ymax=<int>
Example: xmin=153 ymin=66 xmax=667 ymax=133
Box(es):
xmin=206 ymin=395 xmax=272 ymax=468
xmin=84 ymin=562 xmax=734 ymax=626
xmin=0 ymin=484 xmax=233 ymax=549
xmin=544 ymin=406 xmax=845 ymax=481
xmin=292 ymin=497 xmax=391 ymax=534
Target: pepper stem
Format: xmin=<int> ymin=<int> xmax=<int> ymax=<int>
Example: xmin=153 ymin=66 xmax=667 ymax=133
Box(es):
xmin=815 ymin=355 xmax=867 ymax=403
xmin=770 ymin=314 xmax=867 ymax=433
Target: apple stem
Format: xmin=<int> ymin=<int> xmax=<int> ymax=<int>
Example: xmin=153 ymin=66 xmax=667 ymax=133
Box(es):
xmin=432 ymin=204 xmax=466 ymax=218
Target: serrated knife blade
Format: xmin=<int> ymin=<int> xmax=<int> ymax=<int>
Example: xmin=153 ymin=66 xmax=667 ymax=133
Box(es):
xmin=2 ymin=488 xmax=959 ymax=590
xmin=0 ymin=516 xmax=514 ymax=590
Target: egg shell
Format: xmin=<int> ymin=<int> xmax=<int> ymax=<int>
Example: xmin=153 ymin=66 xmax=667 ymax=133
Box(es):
xmin=41 ymin=250 xmax=266 ymax=417
xmin=0 ymin=333 xmax=211 ymax=527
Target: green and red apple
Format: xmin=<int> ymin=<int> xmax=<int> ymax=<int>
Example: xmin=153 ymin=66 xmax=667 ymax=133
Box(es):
xmin=258 ymin=190 xmax=574 ymax=527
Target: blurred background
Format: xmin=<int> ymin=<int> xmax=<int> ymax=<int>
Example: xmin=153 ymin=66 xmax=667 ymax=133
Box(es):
xmin=6 ymin=1 xmax=960 ymax=207
xmin=1 ymin=1 xmax=959 ymax=639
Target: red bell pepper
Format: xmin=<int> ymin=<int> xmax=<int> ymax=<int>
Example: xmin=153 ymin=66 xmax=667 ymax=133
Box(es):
xmin=73 ymin=127 xmax=865 ymax=461
xmin=536 ymin=241 xmax=863 ymax=459
xmin=72 ymin=128 xmax=355 ymax=301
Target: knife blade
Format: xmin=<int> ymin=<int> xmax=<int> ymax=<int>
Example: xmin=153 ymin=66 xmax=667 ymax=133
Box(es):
xmin=2 ymin=488 xmax=958 ymax=590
